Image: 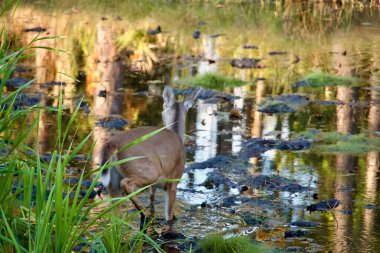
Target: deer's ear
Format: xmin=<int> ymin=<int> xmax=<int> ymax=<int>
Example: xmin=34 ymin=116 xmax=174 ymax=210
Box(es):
xmin=184 ymin=87 xmax=202 ymax=110
xmin=163 ymin=85 xmax=176 ymax=107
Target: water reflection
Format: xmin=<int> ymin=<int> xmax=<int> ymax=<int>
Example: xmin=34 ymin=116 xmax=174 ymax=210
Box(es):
xmin=91 ymin=22 xmax=124 ymax=166
xmin=363 ymin=71 xmax=380 ymax=249
xmin=333 ymin=41 xmax=359 ymax=252
xmin=5 ymin=1 xmax=380 ymax=252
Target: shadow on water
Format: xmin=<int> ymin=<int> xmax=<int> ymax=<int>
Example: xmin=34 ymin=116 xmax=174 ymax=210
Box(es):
xmin=4 ymin=1 xmax=380 ymax=252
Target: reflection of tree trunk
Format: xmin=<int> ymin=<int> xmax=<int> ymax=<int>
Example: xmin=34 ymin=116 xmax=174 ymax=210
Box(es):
xmin=251 ymin=79 xmax=265 ymax=138
xmin=38 ymin=106 xmax=49 ymax=154
xmin=55 ymin=37 xmax=76 ymax=112
xmin=363 ymin=70 xmax=380 ymax=242
xmin=249 ymin=78 xmax=265 ymax=168
xmin=34 ymin=33 xmax=56 ymax=154
xmin=336 ymin=86 xmax=359 ymax=134
xmin=92 ymin=22 xmax=124 ymax=166
xmin=333 ymin=42 xmax=357 ymax=253
xmin=368 ymin=86 xmax=380 ymax=135
xmin=195 ymin=100 xmax=217 ymax=162
xmin=334 ymin=154 xmax=356 ymax=253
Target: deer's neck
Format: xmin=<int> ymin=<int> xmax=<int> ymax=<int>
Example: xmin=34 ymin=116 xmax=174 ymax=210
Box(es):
xmin=163 ymin=107 xmax=186 ymax=144
xmin=167 ymin=121 xmax=185 ymax=144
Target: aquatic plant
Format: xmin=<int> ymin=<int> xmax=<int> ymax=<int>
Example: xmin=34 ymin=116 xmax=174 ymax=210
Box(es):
xmin=178 ymin=72 xmax=245 ymax=91
xmin=198 ymin=233 xmax=276 ymax=253
xmin=293 ymin=72 xmax=359 ymax=88
xmin=297 ymin=130 xmax=380 ymax=154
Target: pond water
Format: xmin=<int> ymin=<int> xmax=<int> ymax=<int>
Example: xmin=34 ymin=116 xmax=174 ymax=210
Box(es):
xmin=4 ymin=1 xmax=380 ymax=252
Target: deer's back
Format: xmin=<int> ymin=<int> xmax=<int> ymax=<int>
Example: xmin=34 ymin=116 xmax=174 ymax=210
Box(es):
xmin=108 ymin=126 xmax=185 ymax=185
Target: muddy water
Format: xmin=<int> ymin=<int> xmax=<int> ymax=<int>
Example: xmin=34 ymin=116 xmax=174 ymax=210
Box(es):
xmin=4 ymin=1 xmax=380 ymax=252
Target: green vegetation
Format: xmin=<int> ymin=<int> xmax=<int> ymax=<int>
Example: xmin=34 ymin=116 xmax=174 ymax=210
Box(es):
xmin=0 ymin=2 xmax=163 ymax=252
xmin=178 ymin=72 xmax=245 ymax=90
xmin=298 ymin=130 xmax=380 ymax=154
xmin=295 ymin=72 xmax=359 ymax=88
xmin=198 ymin=233 xmax=276 ymax=253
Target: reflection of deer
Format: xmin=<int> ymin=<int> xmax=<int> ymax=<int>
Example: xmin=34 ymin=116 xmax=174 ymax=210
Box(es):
xmin=99 ymin=85 xmax=201 ymax=230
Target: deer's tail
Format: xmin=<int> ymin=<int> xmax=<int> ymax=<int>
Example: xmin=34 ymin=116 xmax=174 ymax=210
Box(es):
xmin=99 ymin=142 xmax=117 ymax=187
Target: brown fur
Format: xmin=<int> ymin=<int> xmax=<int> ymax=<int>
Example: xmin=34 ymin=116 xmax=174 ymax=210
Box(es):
xmin=98 ymin=85 xmax=201 ymax=229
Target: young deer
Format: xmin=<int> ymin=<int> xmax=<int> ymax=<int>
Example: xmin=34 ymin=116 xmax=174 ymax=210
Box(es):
xmin=99 ymin=85 xmax=201 ymax=229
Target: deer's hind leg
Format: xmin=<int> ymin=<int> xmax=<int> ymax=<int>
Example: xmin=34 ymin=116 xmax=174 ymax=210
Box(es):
xmin=120 ymin=177 xmax=148 ymax=231
xmin=147 ymin=185 xmax=157 ymax=218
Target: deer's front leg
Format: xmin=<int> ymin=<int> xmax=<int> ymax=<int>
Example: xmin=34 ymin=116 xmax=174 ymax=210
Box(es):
xmin=165 ymin=182 xmax=178 ymax=230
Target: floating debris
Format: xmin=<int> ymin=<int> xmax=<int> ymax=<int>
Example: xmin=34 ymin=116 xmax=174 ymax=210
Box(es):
xmin=7 ymin=93 xmax=40 ymax=109
xmin=292 ymin=54 xmax=300 ymax=64
xmin=257 ymin=100 xmax=297 ymax=114
xmin=275 ymin=139 xmax=313 ymax=151
xmin=147 ymin=26 xmax=161 ymax=35
xmin=243 ymin=44 xmax=258 ymax=49
xmin=240 ymin=212 xmax=264 ymax=225
xmin=230 ymin=57 xmax=263 ymax=69
xmin=290 ymin=221 xmax=319 ymax=228
xmin=13 ymin=66 xmax=32 ymax=73
xmin=23 ymin=27 xmax=47 ymax=32
xmin=76 ymin=100 xmax=90 ymax=114
xmin=40 ymin=81 xmax=66 ymax=87
xmin=275 ymin=94 xmax=310 ymax=106
xmin=3 ymin=77 xmax=32 ymax=88
xmin=268 ymin=51 xmax=289 ymax=56
xmin=284 ymin=230 xmax=307 ymax=239
xmin=96 ymin=116 xmax=128 ymax=130
xmin=242 ymin=174 xmax=310 ymax=193
xmin=258 ymin=94 xmax=309 ymax=114
xmin=98 ymin=90 xmax=107 ymax=97
xmin=306 ymin=198 xmax=340 ymax=213
xmin=193 ymin=30 xmax=201 ymax=39
xmin=229 ymin=105 xmax=243 ymax=120
xmin=209 ymin=33 xmax=226 ymax=38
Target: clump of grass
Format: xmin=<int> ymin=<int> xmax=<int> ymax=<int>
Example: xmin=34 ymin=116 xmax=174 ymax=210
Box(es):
xmin=294 ymin=72 xmax=359 ymax=88
xmin=198 ymin=234 xmax=276 ymax=253
xmin=178 ymin=73 xmax=245 ymax=90
xmin=0 ymin=2 xmax=163 ymax=252
xmin=297 ymin=130 xmax=379 ymax=154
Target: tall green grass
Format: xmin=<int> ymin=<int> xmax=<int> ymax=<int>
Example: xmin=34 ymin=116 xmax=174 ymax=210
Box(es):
xmin=0 ymin=1 xmax=163 ymax=252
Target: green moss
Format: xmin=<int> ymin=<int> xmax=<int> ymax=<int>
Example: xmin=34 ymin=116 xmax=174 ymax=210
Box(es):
xmin=316 ymin=143 xmax=372 ymax=153
xmin=178 ymin=73 xmax=245 ymax=90
xmin=297 ymin=130 xmax=379 ymax=154
xmin=198 ymin=234 xmax=276 ymax=253
xmin=295 ymin=72 xmax=359 ymax=88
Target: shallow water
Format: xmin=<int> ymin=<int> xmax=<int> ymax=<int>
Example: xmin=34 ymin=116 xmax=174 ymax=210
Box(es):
xmin=4 ymin=1 xmax=380 ymax=252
